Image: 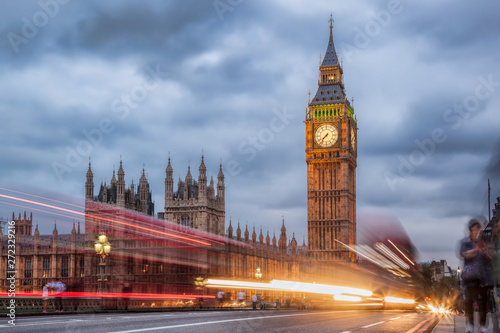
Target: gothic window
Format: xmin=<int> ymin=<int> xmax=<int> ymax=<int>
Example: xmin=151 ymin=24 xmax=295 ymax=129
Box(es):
xmin=79 ymin=257 xmax=84 ymax=277
xmin=181 ymin=215 xmax=190 ymax=228
xmin=43 ymin=257 xmax=51 ymax=278
xmin=61 ymin=256 xmax=69 ymax=277
xmin=142 ymin=260 xmax=149 ymax=274
xmin=24 ymin=257 xmax=32 ymax=278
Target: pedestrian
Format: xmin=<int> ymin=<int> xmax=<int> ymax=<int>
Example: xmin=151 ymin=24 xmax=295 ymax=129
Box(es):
xmin=217 ymin=290 xmax=225 ymax=308
xmin=252 ymin=294 xmax=257 ymax=309
xmin=459 ymin=217 xmax=492 ymax=333
xmin=237 ymin=291 xmax=245 ymax=306
xmin=275 ymin=298 xmax=281 ymax=310
xmin=42 ymin=282 xmax=50 ymax=313
xmin=48 ymin=278 xmax=66 ymax=312
xmin=489 ymin=216 xmax=500 ymax=332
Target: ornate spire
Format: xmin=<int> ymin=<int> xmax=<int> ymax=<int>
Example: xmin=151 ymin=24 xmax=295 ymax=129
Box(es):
xmin=236 ymin=219 xmax=241 ymax=240
xmin=309 ymin=14 xmax=351 ymax=110
xmin=86 ymin=157 xmax=93 ymax=178
xmin=118 ymin=158 xmax=125 ymax=177
xmin=227 ymin=217 xmax=233 ymax=238
xmin=166 ymin=155 xmax=173 ymax=175
xmin=321 ymin=13 xmax=339 ymax=69
xmin=244 ymin=223 xmax=249 ymax=242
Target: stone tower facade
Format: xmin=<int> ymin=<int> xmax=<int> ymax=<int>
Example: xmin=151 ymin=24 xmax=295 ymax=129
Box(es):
xmin=305 ymin=16 xmax=357 ymax=263
xmin=159 ymin=155 xmax=225 ymax=236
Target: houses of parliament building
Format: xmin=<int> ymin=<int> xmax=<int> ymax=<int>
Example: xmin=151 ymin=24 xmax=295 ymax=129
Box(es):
xmin=0 ymin=17 xmax=362 ymax=298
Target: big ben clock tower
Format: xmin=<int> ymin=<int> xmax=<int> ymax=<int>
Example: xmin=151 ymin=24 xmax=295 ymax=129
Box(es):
xmin=305 ymin=15 xmax=357 ymax=263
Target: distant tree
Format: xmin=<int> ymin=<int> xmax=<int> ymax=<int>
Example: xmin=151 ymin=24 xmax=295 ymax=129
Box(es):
xmin=420 ymin=263 xmax=435 ymax=298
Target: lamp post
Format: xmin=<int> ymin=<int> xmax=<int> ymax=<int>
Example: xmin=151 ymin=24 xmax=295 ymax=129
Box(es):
xmin=457 ymin=267 xmax=461 ymax=285
xmin=255 ymin=267 xmax=262 ymax=281
xmin=94 ymin=232 xmax=111 ymax=293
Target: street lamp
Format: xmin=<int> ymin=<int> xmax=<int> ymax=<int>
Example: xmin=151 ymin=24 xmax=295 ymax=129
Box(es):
xmin=94 ymin=232 xmax=111 ymax=293
xmin=255 ymin=267 xmax=262 ymax=281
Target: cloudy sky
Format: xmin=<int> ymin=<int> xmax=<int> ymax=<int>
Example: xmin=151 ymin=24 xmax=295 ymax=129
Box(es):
xmin=1 ymin=0 xmax=499 ymax=269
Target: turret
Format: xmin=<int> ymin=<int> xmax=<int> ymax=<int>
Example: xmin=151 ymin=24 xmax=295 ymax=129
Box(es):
xmin=52 ymin=221 xmax=58 ymax=252
xmin=102 ymin=180 xmax=108 ymax=203
xmin=110 ymin=167 xmax=117 ymax=187
xmin=129 ymin=178 xmax=135 ymax=204
xmin=165 ymin=156 xmax=174 ymax=207
xmin=236 ymin=220 xmax=241 ymax=241
xmin=227 ymin=218 xmax=233 ymax=239
xmin=217 ymin=163 xmax=225 ymax=203
xmin=290 ymin=233 xmax=297 ymax=256
xmin=244 ymin=224 xmax=249 ymax=243
xmin=139 ymin=166 xmax=148 ymax=213
xmin=198 ymin=155 xmax=207 ymax=200
xmin=208 ymin=175 xmax=215 ymax=199
xmin=85 ymin=159 xmax=94 ymax=200
xmin=259 ymin=228 xmax=264 ymax=246
xmin=117 ymin=159 xmax=126 ymax=207
xmin=279 ymin=217 xmax=287 ymax=254
xmin=71 ymin=222 xmax=77 ymax=251
xmin=184 ymin=165 xmax=192 ymax=199
xmin=252 ymin=226 xmax=257 ymax=246
xmin=266 ymin=231 xmax=270 ymax=251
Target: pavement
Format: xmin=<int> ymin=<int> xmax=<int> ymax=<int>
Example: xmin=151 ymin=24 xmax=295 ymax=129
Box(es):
xmin=433 ymin=313 xmax=500 ymax=333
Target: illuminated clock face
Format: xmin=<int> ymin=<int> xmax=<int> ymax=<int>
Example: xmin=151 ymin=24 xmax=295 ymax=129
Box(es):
xmin=315 ymin=124 xmax=338 ymax=147
xmin=351 ymin=129 xmax=356 ymax=151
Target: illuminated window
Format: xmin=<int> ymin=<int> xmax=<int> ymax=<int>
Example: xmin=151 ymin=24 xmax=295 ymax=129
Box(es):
xmin=43 ymin=257 xmax=51 ymax=278
xmin=142 ymin=260 xmax=149 ymax=274
xmin=80 ymin=257 xmax=84 ymax=277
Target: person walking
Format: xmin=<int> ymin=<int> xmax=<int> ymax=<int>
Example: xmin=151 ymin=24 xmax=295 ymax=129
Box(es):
xmin=42 ymin=282 xmax=50 ymax=313
xmin=460 ymin=217 xmax=492 ymax=333
xmin=237 ymin=291 xmax=245 ymax=307
xmin=217 ymin=291 xmax=225 ymax=309
xmin=489 ymin=216 xmax=500 ymax=333
xmin=251 ymin=294 xmax=257 ymax=309
xmin=48 ymin=278 xmax=66 ymax=312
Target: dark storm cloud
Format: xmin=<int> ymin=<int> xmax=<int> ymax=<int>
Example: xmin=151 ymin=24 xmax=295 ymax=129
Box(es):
xmin=57 ymin=2 xmax=217 ymax=58
xmin=394 ymin=2 xmax=500 ymax=58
